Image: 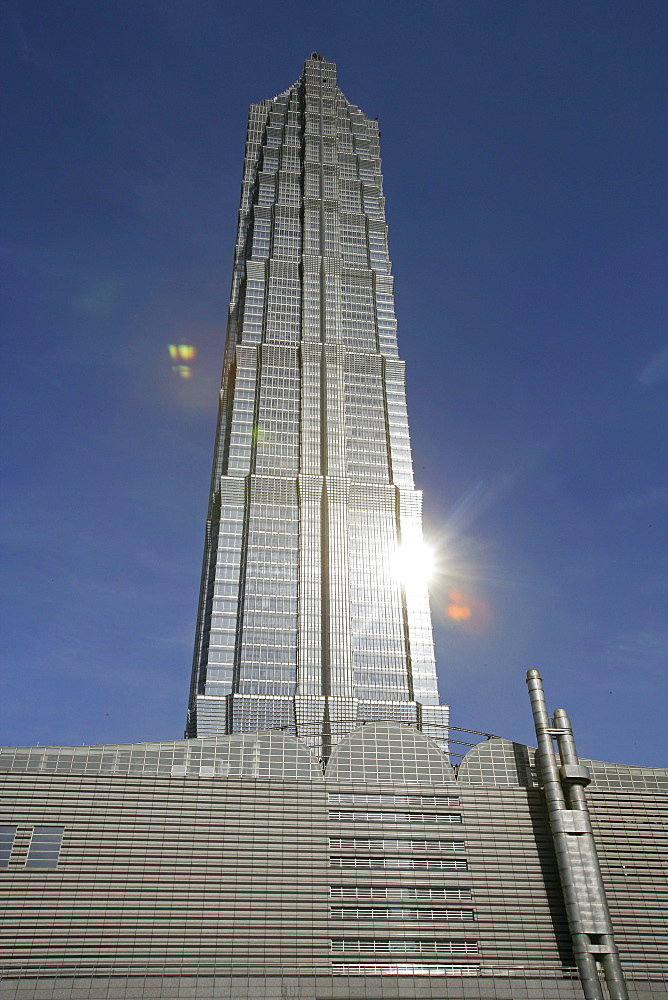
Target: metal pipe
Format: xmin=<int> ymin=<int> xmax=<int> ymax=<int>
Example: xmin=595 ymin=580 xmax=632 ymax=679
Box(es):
xmin=553 ymin=708 xmax=629 ymax=1000
xmin=526 ymin=670 xmax=603 ymax=999
xmin=449 ymin=726 xmax=500 ymax=738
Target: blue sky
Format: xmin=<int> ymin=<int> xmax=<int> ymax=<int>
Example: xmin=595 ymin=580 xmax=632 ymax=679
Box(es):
xmin=1 ymin=1 xmax=666 ymax=766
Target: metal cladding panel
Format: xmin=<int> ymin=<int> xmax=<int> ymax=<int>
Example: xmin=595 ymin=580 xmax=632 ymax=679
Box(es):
xmin=0 ymin=770 xmax=330 ymax=979
xmin=588 ymin=789 xmax=668 ymax=979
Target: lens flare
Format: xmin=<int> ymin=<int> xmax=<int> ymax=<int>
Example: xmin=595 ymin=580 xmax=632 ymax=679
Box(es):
xmin=447 ymin=589 xmax=472 ymax=620
xmin=392 ymin=541 xmax=435 ymax=588
xmin=172 ymin=365 xmax=193 ymax=379
xmin=168 ymin=344 xmax=197 ymax=360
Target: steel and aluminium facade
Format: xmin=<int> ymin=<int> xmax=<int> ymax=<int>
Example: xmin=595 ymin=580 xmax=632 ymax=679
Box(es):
xmin=0 ymin=728 xmax=666 ymax=998
xmin=187 ymin=54 xmax=448 ymax=753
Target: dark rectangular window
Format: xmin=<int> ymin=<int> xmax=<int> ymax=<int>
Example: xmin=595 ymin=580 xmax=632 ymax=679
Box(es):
xmin=26 ymin=826 xmax=64 ymax=869
xmin=0 ymin=826 xmax=17 ymax=868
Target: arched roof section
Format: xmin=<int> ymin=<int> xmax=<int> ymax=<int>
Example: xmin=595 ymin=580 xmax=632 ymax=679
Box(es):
xmin=457 ymin=738 xmax=538 ymax=787
xmin=324 ymin=722 xmax=455 ymax=783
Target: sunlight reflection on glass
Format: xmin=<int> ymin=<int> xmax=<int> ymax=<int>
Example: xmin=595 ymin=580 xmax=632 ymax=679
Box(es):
xmin=392 ymin=541 xmax=435 ymax=589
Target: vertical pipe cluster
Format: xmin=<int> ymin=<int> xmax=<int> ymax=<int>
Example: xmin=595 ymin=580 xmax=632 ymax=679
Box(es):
xmin=526 ymin=669 xmax=628 ymax=1000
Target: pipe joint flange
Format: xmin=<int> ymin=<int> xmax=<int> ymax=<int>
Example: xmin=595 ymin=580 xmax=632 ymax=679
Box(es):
xmin=560 ymin=763 xmax=591 ymax=785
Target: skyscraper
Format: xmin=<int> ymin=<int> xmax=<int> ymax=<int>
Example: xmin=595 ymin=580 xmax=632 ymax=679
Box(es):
xmin=187 ymin=54 xmax=449 ymax=755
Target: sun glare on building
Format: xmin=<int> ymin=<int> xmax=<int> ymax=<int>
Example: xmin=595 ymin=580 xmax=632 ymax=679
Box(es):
xmin=392 ymin=540 xmax=436 ymax=588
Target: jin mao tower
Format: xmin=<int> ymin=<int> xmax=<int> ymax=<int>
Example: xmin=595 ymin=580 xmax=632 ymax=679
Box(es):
xmin=187 ymin=54 xmax=449 ymax=754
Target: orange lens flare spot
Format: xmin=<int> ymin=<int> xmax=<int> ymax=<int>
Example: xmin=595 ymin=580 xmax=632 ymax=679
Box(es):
xmin=446 ymin=589 xmax=472 ymax=620
xmin=447 ymin=603 xmax=472 ymax=620
xmin=444 ymin=588 xmax=492 ymax=633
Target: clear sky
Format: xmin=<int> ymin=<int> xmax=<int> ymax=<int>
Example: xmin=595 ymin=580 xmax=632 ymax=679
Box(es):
xmin=1 ymin=1 xmax=666 ymax=766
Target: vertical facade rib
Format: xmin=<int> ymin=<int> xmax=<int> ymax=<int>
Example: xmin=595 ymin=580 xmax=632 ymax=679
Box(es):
xmin=187 ymin=54 xmax=449 ymax=756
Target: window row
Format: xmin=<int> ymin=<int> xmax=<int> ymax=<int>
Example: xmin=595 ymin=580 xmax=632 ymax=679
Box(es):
xmin=329 ymin=811 xmax=462 ymax=825
xmin=330 ymin=857 xmax=468 ymax=871
xmin=328 ymin=794 xmax=459 ymax=808
xmin=331 ymin=907 xmax=474 ymax=922
xmin=331 ymin=939 xmax=479 ymax=955
xmin=330 ymin=838 xmax=465 ymax=852
xmin=329 ymin=886 xmax=472 ymax=901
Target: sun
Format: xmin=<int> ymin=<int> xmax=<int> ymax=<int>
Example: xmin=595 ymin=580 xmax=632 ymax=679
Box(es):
xmin=392 ymin=541 xmax=436 ymax=588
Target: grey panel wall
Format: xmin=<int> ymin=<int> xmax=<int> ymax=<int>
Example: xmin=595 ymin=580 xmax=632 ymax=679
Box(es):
xmin=589 ymin=789 xmax=668 ymax=980
xmin=1 ymin=732 xmax=666 ymax=998
xmin=0 ymin=773 xmax=329 ymax=979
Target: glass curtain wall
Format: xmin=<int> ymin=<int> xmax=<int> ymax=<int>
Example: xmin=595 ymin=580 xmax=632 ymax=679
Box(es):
xmin=187 ymin=55 xmax=449 ymax=757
